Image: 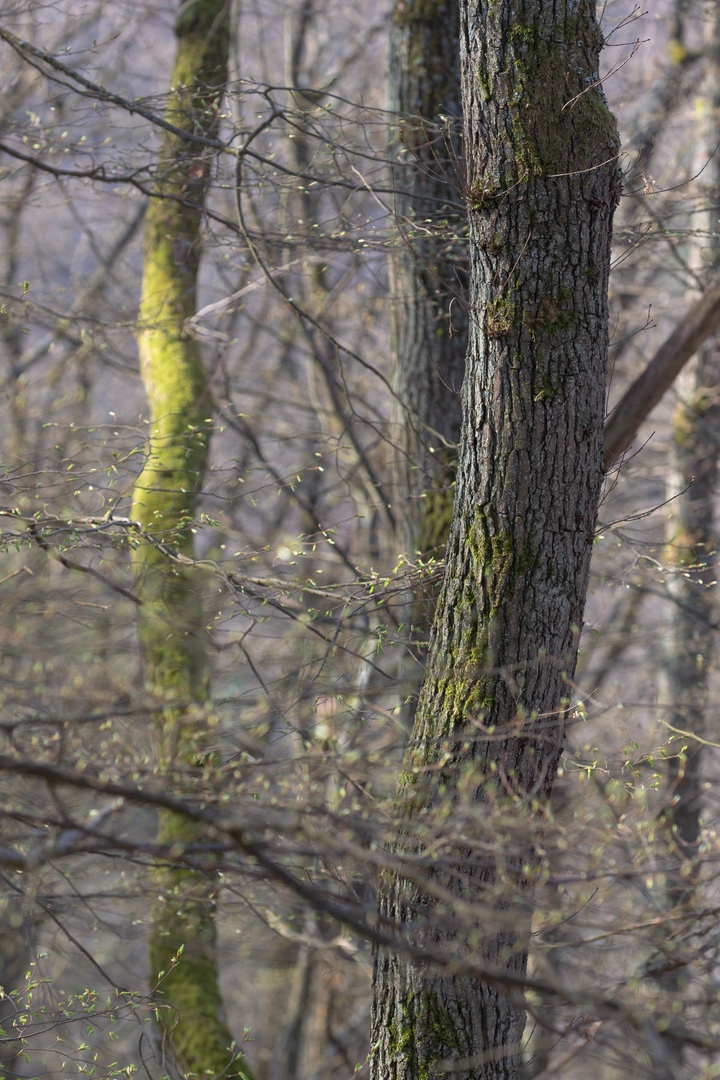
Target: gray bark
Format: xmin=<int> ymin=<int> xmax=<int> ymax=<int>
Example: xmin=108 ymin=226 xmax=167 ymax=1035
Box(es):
xmin=656 ymin=6 xmax=720 ymax=1041
xmin=662 ymin=363 xmax=720 ymax=882
xmin=388 ymin=0 xmax=467 ymax=733
xmin=372 ymin=4 xmax=619 ymax=1079
xmin=389 ymin=0 xmax=467 ymax=565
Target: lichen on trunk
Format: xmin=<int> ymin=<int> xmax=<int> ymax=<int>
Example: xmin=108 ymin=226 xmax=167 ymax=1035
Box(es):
xmin=130 ymin=2 xmax=249 ymax=1076
xmin=372 ymin=4 xmax=619 ymax=1079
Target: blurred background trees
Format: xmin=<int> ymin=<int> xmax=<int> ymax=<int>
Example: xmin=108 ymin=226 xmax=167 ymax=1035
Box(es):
xmin=2 ymin=2 xmax=720 ymax=1079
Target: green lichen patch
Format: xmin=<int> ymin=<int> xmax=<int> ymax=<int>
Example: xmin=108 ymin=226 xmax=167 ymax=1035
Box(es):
xmin=129 ymin=3 xmax=249 ymax=1077
xmin=476 ymin=62 xmax=491 ymax=102
xmin=387 ymin=989 xmax=476 ymax=1080
xmin=150 ymin=869 xmax=246 ymax=1078
xmin=468 ymin=511 xmax=535 ymax=611
xmin=526 ymin=288 xmax=575 ymax=337
xmin=425 ymin=512 xmax=539 ymax=725
xmin=497 ymin=10 xmax=618 ymax=182
xmin=485 ymin=294 xmax=514 ymax=338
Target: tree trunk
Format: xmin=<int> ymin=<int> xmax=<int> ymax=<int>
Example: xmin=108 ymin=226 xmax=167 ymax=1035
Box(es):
xmin=661 ymin=0 xmax=720 ymax=893
xmin=655 ymin=5 xmax=720 ymax=1053
xmin=130 ymin=3 xmax=248 ymax=1076
xmin=662 ymin=357 xmax=720 ymax=890
xmin=389 ymin=0 xmax=467 ymax=565
xmin=371 ymin=4 xmax=619 ymax=1079
xmin=389 ymin=0 xmax=467 ymax=734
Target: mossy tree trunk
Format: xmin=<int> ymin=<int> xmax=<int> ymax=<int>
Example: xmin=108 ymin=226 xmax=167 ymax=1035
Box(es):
xmin=371 ymin=4 xmax=619 ymax=1080
xmin=130 ymin=3 xmax=247 ymax=1076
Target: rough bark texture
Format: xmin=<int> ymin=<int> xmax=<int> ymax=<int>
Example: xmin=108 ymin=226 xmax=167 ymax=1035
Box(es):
xmin=372 ymin=4 xmax=619 ymax=1080
xmin=389 ymin=0 xmax=467 ymax=567
xmin=130 ymin=3 xmax=247 ymax=1076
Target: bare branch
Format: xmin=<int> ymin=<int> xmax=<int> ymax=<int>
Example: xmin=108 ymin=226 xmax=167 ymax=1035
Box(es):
xmin=603 ymin=280 xmax=720 ymax=469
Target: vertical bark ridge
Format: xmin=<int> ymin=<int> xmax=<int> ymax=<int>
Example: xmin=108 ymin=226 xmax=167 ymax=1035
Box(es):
xmin=372 ymin=4 xmax=619 ymax=1079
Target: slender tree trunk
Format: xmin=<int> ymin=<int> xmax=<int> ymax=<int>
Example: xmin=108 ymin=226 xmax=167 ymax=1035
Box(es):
xmin=130 ymin=3 xmax=249 ymax=1076
xmin=0 ymin=884 xmax=31 ymax=1080
xmin=662 ymin=362 xmax=720 ymax=893
xmin=661 ymin=0 xmax=720 ymax=896
xmin=371 ymin=4 xmax=619 ymax=1079
xmin=656 ymin=6 xmax=720 ymax=1053
xmin=389 ymin=0 xmax=467 ymax=564
xmin=389 ymin=0 xmax=467 ymax=734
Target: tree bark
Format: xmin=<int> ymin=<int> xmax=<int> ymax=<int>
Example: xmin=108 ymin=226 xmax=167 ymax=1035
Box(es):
xmin=388 ymin=0 xmax=467 ymax=737
xmin=130 ymin=3 xmax=249 ymax=1076
xmin=372 ymin=4 xmax=619 ymax=1079
xmin=389 ymin=0 xmax=467 ymax=566
xmin=655 ymin=6 xmax=720 ymax=1055
xmin=662 ymin=293 xmax=720 ymax=877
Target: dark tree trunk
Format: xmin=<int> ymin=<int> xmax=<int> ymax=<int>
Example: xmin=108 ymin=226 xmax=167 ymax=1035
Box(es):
xmin=389 ymin=0 xmax=467 ymax=565
xmin=388 ymin=0 xmax=467 ymax=730
xmin=372 ymin=4 xmax=619 ymax=1079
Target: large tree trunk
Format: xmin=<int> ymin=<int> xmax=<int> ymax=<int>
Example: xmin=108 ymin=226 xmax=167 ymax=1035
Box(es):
xmin=130 ymin=3 xmax=249 ymax=1076
xmin=371 ymin=4 xmax=619 ymax=1080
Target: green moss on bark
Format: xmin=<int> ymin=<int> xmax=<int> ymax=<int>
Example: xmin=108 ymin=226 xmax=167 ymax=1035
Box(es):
xmin=386 ymin=990 xmax=477 ymax=1080
xmin=373 ymin=3 xmax=619 ymax=1077
xmin=469 ymin=512 xmax=535 ymax=609
xmin=151 ymin=815 xmax=246 ymax=1079
xmin=129 ymin=4 xmax=249 ymax=1078
xmin=485 ymin=8 xmax=619 ymax=184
